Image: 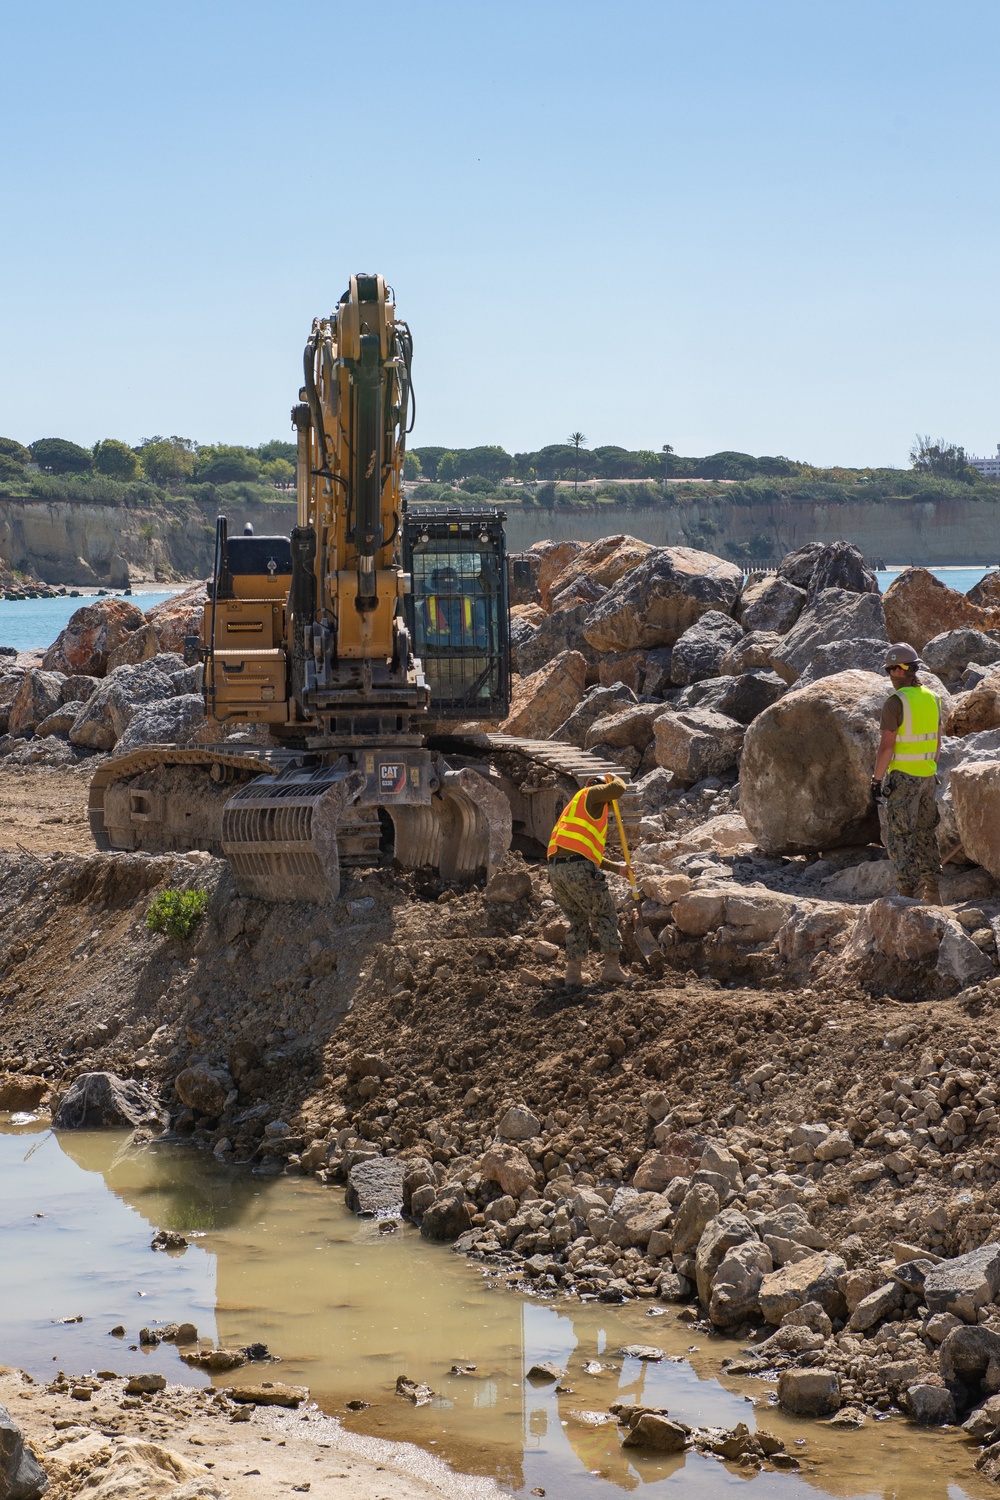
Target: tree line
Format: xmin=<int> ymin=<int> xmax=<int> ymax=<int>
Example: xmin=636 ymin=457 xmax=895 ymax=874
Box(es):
xmin=0 ymin=436 xmax=297 ymax=487
xmin=407 ymin=443 xmax=808 ymax=483
xmin=0 ymin=430 xmax=984 ymax=497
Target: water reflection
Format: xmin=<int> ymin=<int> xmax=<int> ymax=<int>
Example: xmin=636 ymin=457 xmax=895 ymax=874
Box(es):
xmin=0 ymin=1119 xmax=990 ymax=1499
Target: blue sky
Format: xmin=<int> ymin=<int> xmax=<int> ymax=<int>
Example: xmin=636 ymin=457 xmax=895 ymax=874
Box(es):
xmin=1 ymin=0 xmax=997 ymax=466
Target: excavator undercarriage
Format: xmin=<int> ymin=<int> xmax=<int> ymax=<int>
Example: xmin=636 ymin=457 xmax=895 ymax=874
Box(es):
xmin=89 ymin=274 xmax=637 ymax=898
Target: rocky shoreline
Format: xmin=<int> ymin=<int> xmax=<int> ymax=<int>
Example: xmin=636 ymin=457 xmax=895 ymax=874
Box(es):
xmin=0 ymin=1364 xmax=497 ymax=1500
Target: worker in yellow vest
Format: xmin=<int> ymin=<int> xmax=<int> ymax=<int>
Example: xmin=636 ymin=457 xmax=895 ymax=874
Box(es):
xmin=423 ymin=566 xmax=488 ymax=649
xmin=547 ymin=777 xmax=631 ymax=988
xmin=871 ymin=642 xmax=942 ymax=903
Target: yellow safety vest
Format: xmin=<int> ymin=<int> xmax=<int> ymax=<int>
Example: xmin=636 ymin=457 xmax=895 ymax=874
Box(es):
xmin=427 ymin=596 xmax=473 ymax=636
xmin=887 ymin=684 xmax=939 ymax=777
xmin=547 ymin=787 xmax=608 ymax=865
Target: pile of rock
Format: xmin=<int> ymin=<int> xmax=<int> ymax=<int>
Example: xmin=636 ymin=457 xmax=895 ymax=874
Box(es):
xmin=503 ymin=538 xmax=1000 ymax=999
xmin=350 ymin=1097 xmax=1000 ymax=1444
xmin=0 ymin=584 xmax=208 ymax=764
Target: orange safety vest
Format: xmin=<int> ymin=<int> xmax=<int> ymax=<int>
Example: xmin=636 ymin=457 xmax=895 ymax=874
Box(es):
xmin=547 ymin=786 xmax=608 ymax=865
xmin=427 ymin=595 xmax=473 ymax=636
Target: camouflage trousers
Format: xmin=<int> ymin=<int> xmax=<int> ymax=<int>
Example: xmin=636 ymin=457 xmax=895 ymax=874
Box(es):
xmin=547 ymin=859 xmax=621 ymax=960
xmin=882 ymin=771 xmax=941 ymax=894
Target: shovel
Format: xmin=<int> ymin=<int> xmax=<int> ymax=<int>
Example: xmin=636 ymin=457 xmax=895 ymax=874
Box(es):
xmin=609 ymin=791 xmax=657 ymax=961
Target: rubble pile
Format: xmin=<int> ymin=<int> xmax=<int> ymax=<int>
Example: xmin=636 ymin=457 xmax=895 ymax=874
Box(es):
xmin=0 ymin=582 xmax=208 ymax=764
xmin=506 ymin=539 xmax=1000 ymax=1001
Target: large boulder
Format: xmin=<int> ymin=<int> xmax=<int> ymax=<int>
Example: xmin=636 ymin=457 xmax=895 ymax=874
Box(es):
xmin=669 ymin=612 xmax=744 ymax=685
xmin=42 ymin=596 xmax=146 ymax=675
xmin=53 ymin=1072 xmax=165 ymax=1130
xmin=795 ymin=637 xmax=892 ymax=688
xmin=740 ymin=670 xmax=884 ymax=854
xmin=770 ymin=589 xmax=888 ymax=685
xmin=952 ymin=762 xmax=1000 ymax=881
xmin=737 ymin=574 xmax=806 ymax=634
xmin=480 ymin=1142 xmax=535 ymax=1197
xmin=584 ymin=703 xmax=665 ymax=753
xmin=514 ymin=600 xmax=603 ymax=678
xmin=922 ymin=628 xmax=1000 ymax=685
xmin=554 ymin=682 xmax=637 ymax=748
xmin=695 ymin=1208 xmax=758 ymax=1306
xmin=720 ymin=631 xmax=781 ymax=676
xmin=968 ymin=572 xmax=1000 ymax=608
xmin=0 ymin=1401 xmax=48 ymax=1500
xmin=145 ymin=582 xmax=208 ymax=654
xmin=758 ymin=1252 xmax=848 ymax=1323
xmin=0 ymin=670 xmax=26 ymax=734
xmin=35 ymin=702 xmax=85 ymax=738
xmin=501 ymin=650 xmax=588 ymax=738
xmin=937 ymin=727 xmax=1000 ymax=861
xmin=345 ymin=1158 xmax=406 ymax=1216
xmin=531 ymin=540 xmax=582 ymax=610
xmin=114 ymin=695 xmax=207 ymax=753
xmin=682 ymin=670 xmax=787 ymax=725
xmin=945 ymin=672 xmax=1000 ymax=737
xmin=7 ymin=669 xmax=65 ymax=735
xmin=924 ymin=1245 xmax=1000 ymax=1323
xmin=549 ymin=574 xmax=606 ymax=612
xmin=804 ymin=540 xmax=878 ymax=600
xmin=653 ymin=707 xmax=744 ymax=787
xmin=778 ymin=542 xmax=832 ymax=589
xmin=883 ymin=567 xmax=1000 ymax=652
xmin=543 ymin=534 xmax=651 ymax=605
xmin=709 ymin=1239 xmax=773 ymax=1329
xmin=596 ymin=650 xmax=648 ymax=694
xmin=174 ymin=1064 xmax=230 ymax=1117
xmin=106 ymin=620 xmax=162 ymax=672
xmin=68 ymin=654 xmax=187 ymax=752
xmin=420 ymin=1188 xmax=472 ymax=1242
xmin=61 ymin=674 xmax=99 ymax=704
xmin=939 ymin=1324 xmax=1000 ymax=1391
xmin=671 ymin=1183 xmax=722 ymax=1262
xmin=778 ymin=540 xmax=877 ymax=597
xmin=582 ymin=548 xmax=743 ymax=653
xmin=777 ymin=1368 xmax=841 ymax=1417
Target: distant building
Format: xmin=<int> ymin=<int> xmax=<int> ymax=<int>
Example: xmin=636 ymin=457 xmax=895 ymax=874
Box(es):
xmin=968 ymin=444 xmax=1000 ymax=478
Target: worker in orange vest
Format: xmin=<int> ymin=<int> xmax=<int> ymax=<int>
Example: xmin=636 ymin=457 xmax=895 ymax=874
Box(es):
xmin=547 ymin=777 xmax=631 ymax=988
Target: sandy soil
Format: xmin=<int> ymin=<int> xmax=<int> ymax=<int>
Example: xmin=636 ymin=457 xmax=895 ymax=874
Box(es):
xmin=0 ymin=763 xmax=94 ymax=856
xmin=0 ymin=1367 xmax=502 ymax=1500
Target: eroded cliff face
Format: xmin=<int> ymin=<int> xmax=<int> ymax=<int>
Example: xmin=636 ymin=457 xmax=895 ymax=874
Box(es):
xmin=502 ymin=496 xmax=1000 ymax=564
xmin=0 ymin=497 xmax=296 ymax=584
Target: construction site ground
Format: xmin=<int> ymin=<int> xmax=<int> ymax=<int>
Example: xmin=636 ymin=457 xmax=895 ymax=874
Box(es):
xmin=5 ymin=761 xmax=1000 ymax=1494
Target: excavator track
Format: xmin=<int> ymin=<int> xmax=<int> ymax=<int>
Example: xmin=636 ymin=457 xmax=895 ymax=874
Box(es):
xmin=88 ymin=734 xmax=641 ymax=901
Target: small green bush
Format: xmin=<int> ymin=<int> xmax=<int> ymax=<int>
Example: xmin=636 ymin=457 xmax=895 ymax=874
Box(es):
xmin=146 ymin=888 xmax=208 ymax=940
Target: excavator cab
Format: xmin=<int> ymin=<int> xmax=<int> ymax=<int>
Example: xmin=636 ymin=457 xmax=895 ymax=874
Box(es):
xmin=403 ymin=507 xmax=510 ymax=721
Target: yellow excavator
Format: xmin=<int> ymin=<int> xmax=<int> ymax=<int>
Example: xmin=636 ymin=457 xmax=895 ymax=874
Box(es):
xmin=89 ymin=275 xmax=632 ymax=899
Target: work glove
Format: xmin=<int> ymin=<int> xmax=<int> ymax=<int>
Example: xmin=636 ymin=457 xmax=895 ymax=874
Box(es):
xmin=870 ymin=776 xmax=883 ymax=802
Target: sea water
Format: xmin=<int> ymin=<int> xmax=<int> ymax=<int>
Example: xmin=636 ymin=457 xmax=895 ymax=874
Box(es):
xmin=0 ymin=588 xmax=184 ymax=654
xmin=0 ymin=1120 xmax=988 ymax=1500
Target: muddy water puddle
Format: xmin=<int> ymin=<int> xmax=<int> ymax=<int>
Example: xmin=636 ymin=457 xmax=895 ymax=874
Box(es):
xmin=0 ymin=1117 xmax=990 ymax=1500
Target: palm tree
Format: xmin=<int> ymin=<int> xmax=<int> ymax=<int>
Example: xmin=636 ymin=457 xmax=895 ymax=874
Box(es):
xmin=567 ymin=431 xmax=586 ymax=491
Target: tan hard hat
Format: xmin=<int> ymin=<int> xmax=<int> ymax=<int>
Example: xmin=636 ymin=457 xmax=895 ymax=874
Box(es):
xmin=885 ymin=642 xmax=921 ymax=668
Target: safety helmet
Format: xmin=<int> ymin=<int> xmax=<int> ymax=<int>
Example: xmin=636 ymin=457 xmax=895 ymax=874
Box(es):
xmin=884 ymin=642 xmax=921 ymax=668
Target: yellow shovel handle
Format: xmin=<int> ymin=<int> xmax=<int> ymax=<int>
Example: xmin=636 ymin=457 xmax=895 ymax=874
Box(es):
xmin=610 ymin=796 xmax=640 ymax=902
